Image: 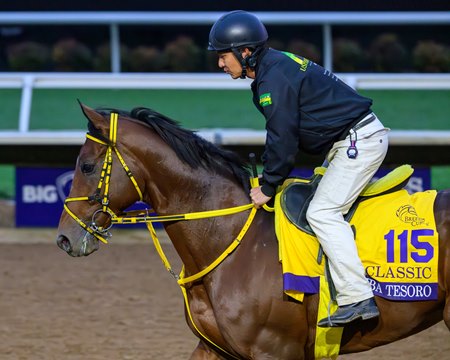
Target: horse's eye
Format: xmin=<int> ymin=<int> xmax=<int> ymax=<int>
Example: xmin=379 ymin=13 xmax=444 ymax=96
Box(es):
xmin=81 ymin=163 xmax=95 ymax=174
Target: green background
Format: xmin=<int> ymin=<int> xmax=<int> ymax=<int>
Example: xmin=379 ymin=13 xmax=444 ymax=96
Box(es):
xmin=1 ymin=89 xmax=449 ymax=130
xmin=1 ymin=89 xmax=449 ymax=198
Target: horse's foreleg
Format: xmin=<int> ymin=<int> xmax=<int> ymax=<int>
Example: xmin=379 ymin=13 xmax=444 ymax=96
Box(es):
xmin=190 ymin=341 xmax=226 ymax=360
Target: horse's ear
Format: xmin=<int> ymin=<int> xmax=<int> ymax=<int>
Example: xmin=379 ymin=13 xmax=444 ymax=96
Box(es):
xmin=77 ymin=100 xmax=108 ymax=131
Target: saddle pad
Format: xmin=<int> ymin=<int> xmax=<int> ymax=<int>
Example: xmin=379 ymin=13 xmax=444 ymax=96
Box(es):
xmin=275 ymin=189 xmax=439 ymax=302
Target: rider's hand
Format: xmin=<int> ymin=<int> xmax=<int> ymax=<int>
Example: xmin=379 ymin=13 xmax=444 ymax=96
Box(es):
xmin=250 ymin=186 xmax=272 ymax=208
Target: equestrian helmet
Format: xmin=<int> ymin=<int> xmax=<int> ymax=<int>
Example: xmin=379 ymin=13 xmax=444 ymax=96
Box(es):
xmin=208 ymin=10 xmax=268 ymax=51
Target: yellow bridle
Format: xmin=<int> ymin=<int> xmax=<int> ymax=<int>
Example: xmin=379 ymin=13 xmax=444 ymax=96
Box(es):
xmin=64 ymin=113 xmax=143 ymax=244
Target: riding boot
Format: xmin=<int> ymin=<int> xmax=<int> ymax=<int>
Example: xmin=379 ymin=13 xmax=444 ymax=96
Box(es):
xmin=317 ymin=298 xmax=379 ymax=327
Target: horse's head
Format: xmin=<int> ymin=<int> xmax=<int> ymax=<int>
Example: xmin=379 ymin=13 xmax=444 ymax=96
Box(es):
xmin=56 ymin=103 xmax=145 ymax=256
xmin=57 ymin=102 xmax=251 ymax=257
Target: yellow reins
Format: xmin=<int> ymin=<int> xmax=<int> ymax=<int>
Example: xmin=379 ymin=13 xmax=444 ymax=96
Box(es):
xmin=64 ymin=112 xmax=274 ymax=358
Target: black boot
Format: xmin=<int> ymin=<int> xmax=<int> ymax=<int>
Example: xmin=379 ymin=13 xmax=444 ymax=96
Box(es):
xmin=317 ymin=298 xmax=379 ymax=327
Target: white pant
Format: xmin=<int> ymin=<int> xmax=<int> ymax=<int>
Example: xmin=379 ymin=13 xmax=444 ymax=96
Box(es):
xmin=306 ymin=114 xmax=389 ymax=306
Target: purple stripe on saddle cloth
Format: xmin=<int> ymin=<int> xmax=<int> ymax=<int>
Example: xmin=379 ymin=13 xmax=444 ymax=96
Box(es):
xmin=367 ymin=277 xmax=438 ymax=301
xmin=283 ymin=273 xmax=320 ymax=294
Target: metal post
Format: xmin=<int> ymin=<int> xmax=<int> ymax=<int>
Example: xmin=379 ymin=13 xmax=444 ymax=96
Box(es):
xmin=18 ymin=75 xmax=33 ymax=132
xmin=110 ymin=23 xmax=121 ymax=73
xmin=323 ymin=23 xmax=333 ymax=71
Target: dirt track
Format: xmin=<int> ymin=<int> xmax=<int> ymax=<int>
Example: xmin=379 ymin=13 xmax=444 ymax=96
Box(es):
xmin=0 ymin=228 xmax=448 ymax=360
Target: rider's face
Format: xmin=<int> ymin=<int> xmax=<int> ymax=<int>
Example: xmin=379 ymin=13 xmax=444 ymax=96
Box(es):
xmin=217 ymin=52 xmax=242 ymax=79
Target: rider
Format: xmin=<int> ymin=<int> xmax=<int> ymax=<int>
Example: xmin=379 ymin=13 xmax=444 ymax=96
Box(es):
xmin=208 ymin=10 xmax=389 ymax=327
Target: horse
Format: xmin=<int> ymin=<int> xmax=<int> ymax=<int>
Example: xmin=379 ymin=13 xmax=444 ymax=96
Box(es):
xmin=56 ymin=103 xmax=450 ymax=359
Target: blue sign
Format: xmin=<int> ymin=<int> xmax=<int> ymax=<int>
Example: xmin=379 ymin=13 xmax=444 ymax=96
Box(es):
xmin=15 ymin=167 xmax=153 ymax=228
xmin=16 ymin=167 xmax=73 ymax=227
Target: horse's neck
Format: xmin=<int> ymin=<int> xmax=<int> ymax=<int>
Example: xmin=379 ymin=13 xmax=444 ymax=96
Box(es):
xmin=145 ymin=165 xmax=227 ymax=212
xmin=144 ymin=165 xmax=250 ymax=274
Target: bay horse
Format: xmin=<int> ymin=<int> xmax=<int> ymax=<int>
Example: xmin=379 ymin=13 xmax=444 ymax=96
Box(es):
xmin=57 ymin=103 xmax=450 ymax=359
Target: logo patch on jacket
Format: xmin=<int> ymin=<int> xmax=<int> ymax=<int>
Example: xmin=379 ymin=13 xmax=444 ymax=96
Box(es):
xmin=282 ymin=52 xmax=309 ymax=72
xmin=259 ymin=93 xmax=272 ymax=107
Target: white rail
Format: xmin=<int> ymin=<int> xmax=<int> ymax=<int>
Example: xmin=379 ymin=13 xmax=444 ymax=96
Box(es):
xmin=2 ymin=73 xmax=450 ymax=90
xmin=1 ymin=11 xmax=448 ymax=25
xmin=1 ymin=130 xmax=450 ymax=147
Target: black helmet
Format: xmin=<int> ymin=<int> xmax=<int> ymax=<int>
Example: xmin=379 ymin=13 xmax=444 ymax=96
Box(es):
xmin=208 ymin=10 xmax=268 ymax=51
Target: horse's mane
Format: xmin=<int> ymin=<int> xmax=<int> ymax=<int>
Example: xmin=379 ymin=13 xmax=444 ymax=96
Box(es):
xmin=91 ymin=107 xmax=251 ymax=191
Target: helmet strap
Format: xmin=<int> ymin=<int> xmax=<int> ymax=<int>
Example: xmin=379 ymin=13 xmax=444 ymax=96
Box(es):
xmin=232 ymin=46 xmax=264 ymax=79
xmin=231 ymin=48 xmax=248 ymax=79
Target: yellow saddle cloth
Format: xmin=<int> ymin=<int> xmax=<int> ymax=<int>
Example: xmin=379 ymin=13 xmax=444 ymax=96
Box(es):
xmin=275 ymin=188 xmax=439 ymax=359
xmin=276 ymin=188 xmax=439 ymax=303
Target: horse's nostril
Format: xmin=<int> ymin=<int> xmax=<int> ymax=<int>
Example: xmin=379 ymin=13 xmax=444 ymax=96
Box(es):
xmin=57 ymin=235 xmax=72 ymax=253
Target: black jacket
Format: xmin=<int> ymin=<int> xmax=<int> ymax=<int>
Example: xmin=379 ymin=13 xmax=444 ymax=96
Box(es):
xmin=251 ymin=48 xmax=373 ymax=197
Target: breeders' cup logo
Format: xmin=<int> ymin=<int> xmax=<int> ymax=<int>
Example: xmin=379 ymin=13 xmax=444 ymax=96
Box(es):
xmin=56 ymin=171 xmax=74 ymax=202
xmin=396 ymin=205 xmax=425 ymax=226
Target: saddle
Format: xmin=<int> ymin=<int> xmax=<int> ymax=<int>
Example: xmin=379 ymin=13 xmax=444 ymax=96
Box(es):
xmin=281 ymin=164 xmax=415 ymax=235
